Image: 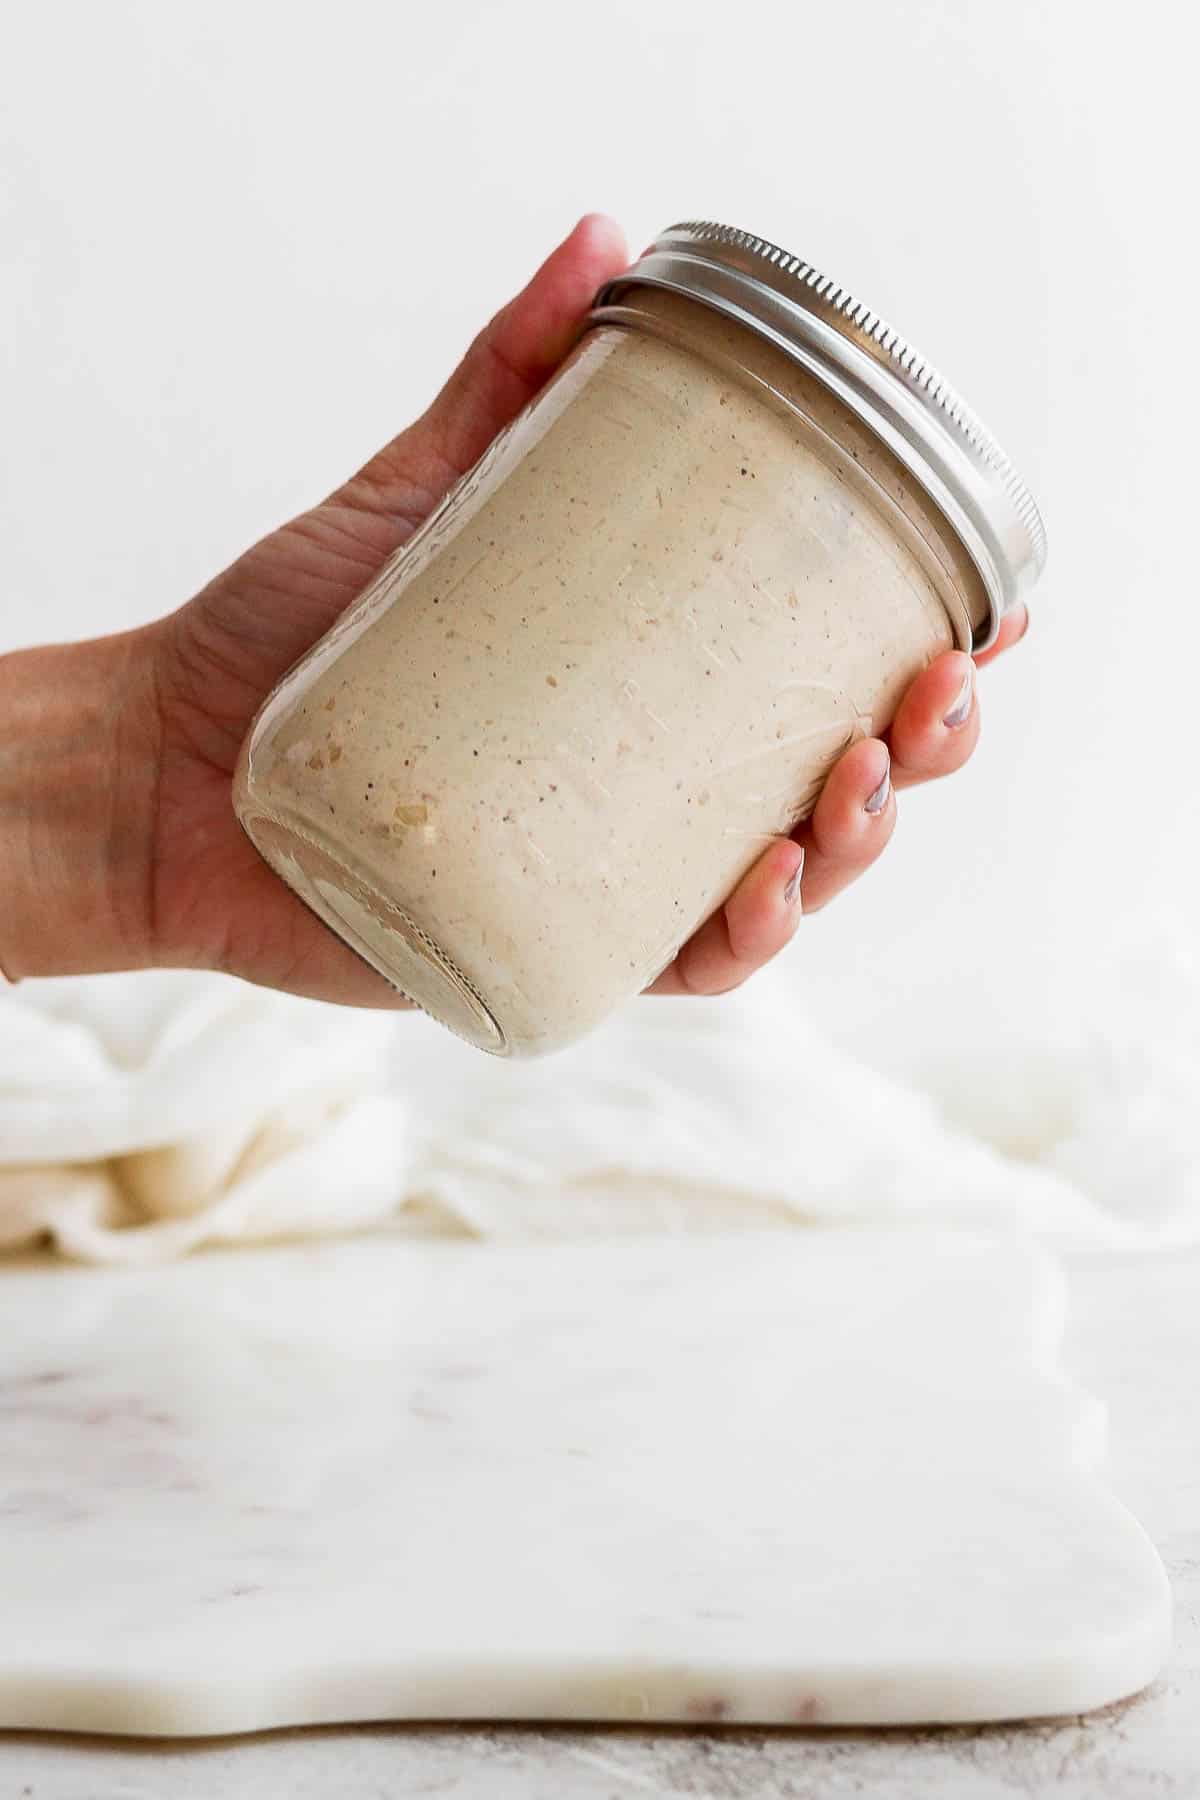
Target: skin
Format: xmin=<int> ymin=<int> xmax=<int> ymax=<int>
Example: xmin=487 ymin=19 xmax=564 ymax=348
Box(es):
xmin=0 ymin=215 xmax=1026 ymax=1004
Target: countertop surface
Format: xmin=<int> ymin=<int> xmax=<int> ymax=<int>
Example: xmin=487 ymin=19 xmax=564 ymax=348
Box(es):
xmin=1 ymin=1246 xmax=1196 ymax=1799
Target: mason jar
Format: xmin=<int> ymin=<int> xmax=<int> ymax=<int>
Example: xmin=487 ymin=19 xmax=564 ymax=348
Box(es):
xmin=233 ymin=221 xmax=1046 ymax=1056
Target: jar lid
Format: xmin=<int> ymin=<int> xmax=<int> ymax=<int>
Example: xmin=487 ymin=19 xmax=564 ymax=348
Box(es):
xmin=591 ymin=220 xmax=1047 ymax=649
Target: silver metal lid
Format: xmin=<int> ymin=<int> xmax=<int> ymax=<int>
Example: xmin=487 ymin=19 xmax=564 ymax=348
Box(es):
xmin=591 ymin=220 xmax=1046 ymax=649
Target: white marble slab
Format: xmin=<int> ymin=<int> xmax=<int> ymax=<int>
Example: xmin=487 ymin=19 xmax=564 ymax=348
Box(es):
xmin=0 ymin=1231 xmax=1170 ymax=1736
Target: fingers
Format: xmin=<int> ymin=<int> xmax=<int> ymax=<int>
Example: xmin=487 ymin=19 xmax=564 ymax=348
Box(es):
xmin=647 ymin=605 xmax=1031 ymax=997
xmin=341 ymin=214 xmax=628 ymax=528
xmin=647 ymin=838 xmax=805 ymax=997
xmin=795 ymin=737 xmax=896 ymax=914
xmin=973 ymin=602 xmax=1029 ymax=670
xmin=887 ymin=649 xmax=980 ymax=791
xmin=881 ymin=604 xmax=1028 ymax=791
xmin=649 ymin=736 xmax=897 ymax=992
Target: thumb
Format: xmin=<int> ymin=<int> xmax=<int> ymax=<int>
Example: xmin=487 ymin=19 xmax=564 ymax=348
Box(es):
xmin=166 ymin=216 xmax=628 ymax=759
xmin=333 ymin=212 xmax=629 ymax=533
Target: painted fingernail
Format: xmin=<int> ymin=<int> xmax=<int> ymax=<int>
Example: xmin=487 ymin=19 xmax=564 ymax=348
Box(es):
xmin=864 ymin=755 xmax=891 ymax=815
xmin=943 ymin=665 xmax=975 ymax=729
xmin=783 ymin=850 xmax=805 ymax=908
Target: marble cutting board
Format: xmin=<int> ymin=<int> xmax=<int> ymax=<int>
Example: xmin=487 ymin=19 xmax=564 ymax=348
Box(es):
xmin=0 ymin=1229 xmax=1170 ymax=1736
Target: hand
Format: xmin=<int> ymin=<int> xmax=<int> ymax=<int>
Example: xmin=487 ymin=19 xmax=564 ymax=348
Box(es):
xmin=0 ymin=216 xmax=1026 ymax=1004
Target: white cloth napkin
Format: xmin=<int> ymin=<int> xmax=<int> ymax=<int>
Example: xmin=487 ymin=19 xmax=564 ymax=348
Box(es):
xmin=392 ymin=986 xmax=1150 ymax=1252
xmin=373 ymin=903 xmax=1200 ymax=1254
xmin=0 ymin=972 xmax=404 ymax=1263
xmin=2 ymin=906 xmax=1198 ymax=1263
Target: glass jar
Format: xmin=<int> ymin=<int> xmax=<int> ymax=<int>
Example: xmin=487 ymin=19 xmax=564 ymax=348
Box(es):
xmin=234 ymin=222 xmax=1046 ymax=1056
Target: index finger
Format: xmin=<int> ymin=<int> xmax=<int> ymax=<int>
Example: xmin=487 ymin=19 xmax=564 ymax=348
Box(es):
xmin=972 ymin=603 xmax=1029 ymax=670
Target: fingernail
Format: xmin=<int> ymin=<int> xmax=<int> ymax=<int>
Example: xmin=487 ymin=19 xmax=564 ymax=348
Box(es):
xmin=864 ymin=754 xmax=891 ymax=815
xmin=943 ymin=665 xmax=975 ymax=729
xmin=783 ymin=850 xmax=805 ymax=908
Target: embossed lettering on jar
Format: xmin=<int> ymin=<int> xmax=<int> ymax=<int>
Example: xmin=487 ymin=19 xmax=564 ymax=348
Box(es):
xmin=234 ymin=222 xmax=1046 ymax=1056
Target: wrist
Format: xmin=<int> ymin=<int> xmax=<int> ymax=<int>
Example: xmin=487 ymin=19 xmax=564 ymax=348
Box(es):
xmin=0 ymin=629 xmax=161 ymax=981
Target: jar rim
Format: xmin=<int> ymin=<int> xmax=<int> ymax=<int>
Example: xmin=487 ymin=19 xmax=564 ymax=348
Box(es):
xmin=591 ymin=221 xmax=1046 ymax=650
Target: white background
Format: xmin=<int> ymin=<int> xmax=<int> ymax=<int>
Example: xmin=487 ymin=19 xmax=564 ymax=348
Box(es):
xmin=2 ymin=0 xmax=1196 ymax=1072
